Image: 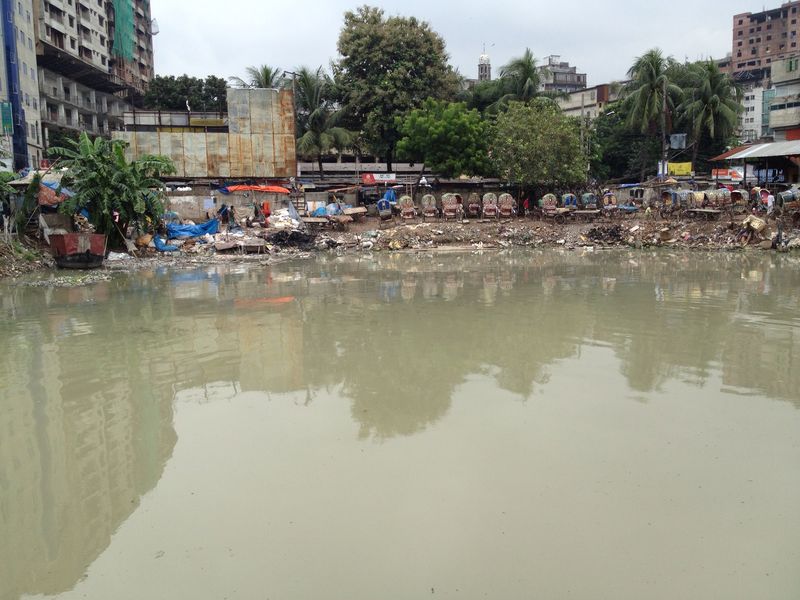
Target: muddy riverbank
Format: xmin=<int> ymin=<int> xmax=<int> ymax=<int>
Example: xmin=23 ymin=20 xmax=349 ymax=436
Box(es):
xmin=2 ymin=216 xmax=798 ymax=283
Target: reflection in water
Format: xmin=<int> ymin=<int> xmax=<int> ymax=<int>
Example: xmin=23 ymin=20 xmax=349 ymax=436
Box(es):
xmin=1 ymin=250 xmax=800 ymax=599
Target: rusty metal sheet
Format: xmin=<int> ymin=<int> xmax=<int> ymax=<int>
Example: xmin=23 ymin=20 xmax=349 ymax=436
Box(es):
xmin=273 ymin=134 xmax=296 ymax=177
xmin=114 ymin=132 xmax=137 ymax=162
xmin=277 ymin=90 xmax=296 ymax=136
xmin=226 ymin=88 xmax=251 ymax=135
xmin=228 ymin=134 xmax=253 ymax=177
xmin=206 ymin=133 xmax=230 ymax=178
xmin=249 ymin=89 xmax=274 ymax=135
xmin=183 ymin=133 xmax=208 ymax=178
xmin=251 ymin=133 xmax=274 ymax=177
xmin=134 ymin=132 xmax=160 ymax=157
xmin=158 ymin=133 xmax=185 ymax=177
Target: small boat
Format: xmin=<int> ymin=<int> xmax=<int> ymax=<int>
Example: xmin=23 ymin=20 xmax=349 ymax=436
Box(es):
xmin=49 ymin=233 xmax=107 ymax=269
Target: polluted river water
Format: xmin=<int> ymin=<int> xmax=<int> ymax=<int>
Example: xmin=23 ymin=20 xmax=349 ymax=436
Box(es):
xmin=1 ymin=250 xmax=799 ymax=600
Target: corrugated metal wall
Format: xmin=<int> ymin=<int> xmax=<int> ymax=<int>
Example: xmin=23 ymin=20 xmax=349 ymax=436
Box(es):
xmin=115 ymin=88 xmax=297 ymax=179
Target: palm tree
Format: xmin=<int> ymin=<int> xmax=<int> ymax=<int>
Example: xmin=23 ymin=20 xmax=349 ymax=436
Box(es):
xmin=229 ymin=65 xmax=283 ymax=89
xmin=625 ymin=49 xmax=683 ymax=144
xmin=624 ymin=49 xmax=684 ymax=178
xmin=679 ymin=61 xmax=743 ymax=165
xmin=294 ymin=66 xmax=355 ymax=176
xmin=499 ymin=48 xmax=543 ymax=101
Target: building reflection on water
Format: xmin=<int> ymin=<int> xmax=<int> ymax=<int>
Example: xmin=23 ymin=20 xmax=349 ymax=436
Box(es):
xmin=1 ymin=250 xmax=800 ymax=599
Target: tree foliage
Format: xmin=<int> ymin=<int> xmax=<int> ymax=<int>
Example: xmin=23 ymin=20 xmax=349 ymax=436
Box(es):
xmin=143 ymin=75 xmax=228 ymax=112
xmin=624 ymin=49 xmax=683 ymax=135
xmin=678 ymin=61 xmax=742 ymax=164
xmin=396 ymin=99 xmax=490 ymax=177
xmin=49 ymin=133 xmax=175 ymax=244
xmin=294 ymin=66 xmax=355 ymax=175
xmin=590 ymin=100 xmax=661 ymax=182
xmin=490 ymin=100 xmax=586 ymax=188
xmin=334 ymin=5 xmax=459 ymax=168
xmin=229 ymin=65 xmax=283 ymax=89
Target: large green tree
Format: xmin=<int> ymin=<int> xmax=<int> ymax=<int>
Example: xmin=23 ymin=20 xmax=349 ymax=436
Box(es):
xmin=229 ymin=65 xmax=283 ymax=89
xmin=396 ymin=99 xmax=490 ymax=177
xmin=295 ymin=66 xmax=355 ymax=176
xmin=49 ymin=133 xmax=175 ymax=246
xmin=143 ymin=75 xmax=228 ymax=112
xmin=334 ymin=5 xmax=459 ymax=170
xmin=489 ymin=99 xmax=586 ymax=188
xmin=679 ymin=61 xmax=742 ymax=166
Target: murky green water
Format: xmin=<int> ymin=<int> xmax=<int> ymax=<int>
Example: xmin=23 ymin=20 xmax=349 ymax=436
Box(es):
xmin=1 ymin=250 xmax=800 ymax=600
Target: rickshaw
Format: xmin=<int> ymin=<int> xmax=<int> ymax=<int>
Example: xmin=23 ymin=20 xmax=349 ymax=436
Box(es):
xmin=540 ymin=193 xmax=569 ymax=224
xmin=660 ymin=189 xmax=679 ymax=219
xmin=398 ymin=195 xmax=417 ymax=220
xmin=731 ymin=189 xmax=748 ymax=215
xmin=420 ymin=194 xmax=438 ymax=221
xmin=441 ymin=193 xmax=463 ymax=221
xmin=562 ymin=194 xmax=578 ymax=210
xmin=602 ymin=192 xmax=618 ymax=219
xmin=465 ymin=192 xmax=482 ymax=218
xmin=482 ymin=193 xmax=499 ymax=219
xmin=498 ymin=193 xmax=517 ymax=218
xmin=581 ymin=193 xmax=598 ymax=209
xmin=377 ymin=198 xmax=393 ymax=228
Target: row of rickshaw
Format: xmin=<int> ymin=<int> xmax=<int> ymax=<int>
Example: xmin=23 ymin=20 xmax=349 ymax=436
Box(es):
xmin=377 ymin=192 xmax=519 ymax=223
xmin=374 ymin=186 xmax=800 ymax=226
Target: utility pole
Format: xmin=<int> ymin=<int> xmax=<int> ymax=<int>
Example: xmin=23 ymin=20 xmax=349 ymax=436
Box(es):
xmin=661 ymin=76 xmax=668 ymax=179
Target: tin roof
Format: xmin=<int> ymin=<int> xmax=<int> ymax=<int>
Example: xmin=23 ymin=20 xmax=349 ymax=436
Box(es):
xmin=714 ymin=141 xmax=800 ymax=161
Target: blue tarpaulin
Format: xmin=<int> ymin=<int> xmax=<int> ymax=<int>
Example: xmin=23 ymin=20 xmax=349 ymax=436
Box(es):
xmin=166 ymin=218 xmax=219 ymax=239
xmin=42 ymin=181 xmax=76 ymax=197
xmin=153 ymin=236 xmax=180 ymax=252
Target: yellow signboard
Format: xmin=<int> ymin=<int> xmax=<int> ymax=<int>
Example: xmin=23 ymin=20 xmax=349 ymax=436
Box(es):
xmin=668 ymin=162 xmax=693 ymax=176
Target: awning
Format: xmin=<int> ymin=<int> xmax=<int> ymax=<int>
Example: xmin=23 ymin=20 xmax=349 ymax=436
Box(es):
xmin=217 ymin=185 xmax=290 ymax=194
xmin=714 ymin=141 xmax=800 ymax=161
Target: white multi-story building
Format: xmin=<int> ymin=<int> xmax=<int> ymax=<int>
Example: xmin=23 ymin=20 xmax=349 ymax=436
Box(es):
xmin=741 ymin=87 xmax=765 ymax=142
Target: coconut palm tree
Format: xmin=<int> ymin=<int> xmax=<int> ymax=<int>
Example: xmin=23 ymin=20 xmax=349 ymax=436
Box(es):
xmin=229 ymin=65 xmax=283 ymax=89
xmin=679 ymin=61 xmax=743 ymax=165
xmin=499 ymin=48 xmax=543 ymax=101
xmin=624 ymin=49 xmax=684 ymax=177
xmin=294 ymin=66 xmax=355 ymax=176
xmin=625 ymin=49 xmax=683 ymax=135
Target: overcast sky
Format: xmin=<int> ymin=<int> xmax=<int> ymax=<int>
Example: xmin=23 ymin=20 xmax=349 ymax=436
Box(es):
xmin=152 ymin=1 xmax=762 ymax=86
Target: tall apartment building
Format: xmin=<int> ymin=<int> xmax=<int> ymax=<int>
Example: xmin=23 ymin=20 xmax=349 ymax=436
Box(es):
xmin=33 ymin=0 xmax=154 ymax=161
xmin=538 ymin=55 xmax=587 ymax=94
xmin=1 ymin=0 xmax=44 ymax=169
xmin=732 ymin=1 xmax=800 ymax=86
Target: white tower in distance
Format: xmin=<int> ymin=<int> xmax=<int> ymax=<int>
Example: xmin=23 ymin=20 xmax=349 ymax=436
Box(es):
xmin=478 ymin=50 xmax=492 ymax=82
